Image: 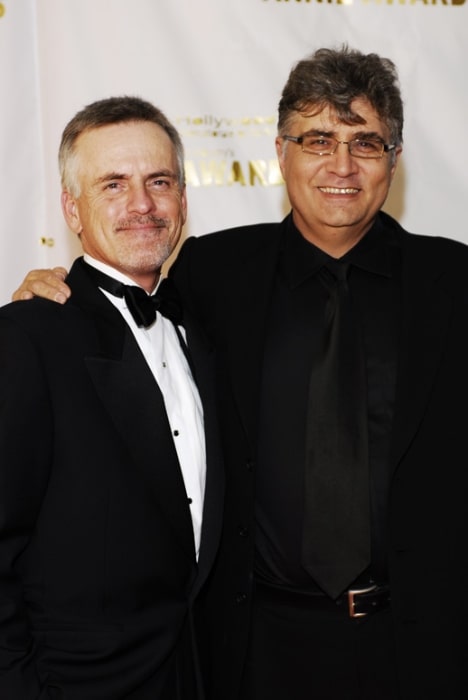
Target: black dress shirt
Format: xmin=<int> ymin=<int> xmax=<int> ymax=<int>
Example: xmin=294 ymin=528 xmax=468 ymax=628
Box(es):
xmin=255 ymin=215 xmax=401 ymax=592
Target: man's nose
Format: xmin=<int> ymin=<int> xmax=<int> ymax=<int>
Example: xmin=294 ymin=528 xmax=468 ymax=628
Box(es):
xmin=128 ymin=185 xmax=155 ymax=212
xmin=328 ymin=142 xmax=359 ymax=174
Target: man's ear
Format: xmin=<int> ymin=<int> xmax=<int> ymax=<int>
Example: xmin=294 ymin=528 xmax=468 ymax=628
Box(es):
xmin=389 ymin=145 xmax=403 ymax=181
xmin=275 ymin=137 xmax=287 ymax=181
xmin=61 ymin=190 xmax=82 ymax=234
xmin=180 ymin=186 xmax=188 ymax=226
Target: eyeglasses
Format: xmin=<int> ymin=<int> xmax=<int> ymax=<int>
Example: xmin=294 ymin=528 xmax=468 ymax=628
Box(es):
xmin=282 ymin=133 xmax=396 ymax=159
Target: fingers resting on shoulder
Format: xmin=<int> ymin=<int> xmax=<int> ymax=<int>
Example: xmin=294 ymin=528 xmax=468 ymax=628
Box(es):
xmin=11 ymin=267 xmax=71 ymax=304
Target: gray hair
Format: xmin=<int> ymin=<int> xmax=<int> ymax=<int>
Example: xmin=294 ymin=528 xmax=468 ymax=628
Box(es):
xmin=59 ymin=95 xmax=185 ymax=196
xmin=278 ymin=45 xmax=404 ymax=148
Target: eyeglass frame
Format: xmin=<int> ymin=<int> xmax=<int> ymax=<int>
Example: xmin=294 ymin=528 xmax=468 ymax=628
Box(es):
xmin=282 ymin=133 xmax=397 ymax=159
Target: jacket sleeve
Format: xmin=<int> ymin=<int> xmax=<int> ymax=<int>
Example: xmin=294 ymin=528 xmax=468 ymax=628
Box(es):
xmin=0 ymin=315 xmax=52 ymax=698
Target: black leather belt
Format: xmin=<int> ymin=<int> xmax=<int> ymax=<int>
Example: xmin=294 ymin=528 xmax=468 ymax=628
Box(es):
xmin=256 ymin=582 xmax=391 ymax=619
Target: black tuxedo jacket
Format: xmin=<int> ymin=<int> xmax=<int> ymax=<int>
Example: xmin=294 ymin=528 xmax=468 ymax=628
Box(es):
xmin=172 ymin=212 xmax=468 ymax=700
xmin=0 ymin=257 xmax=223 ymax=700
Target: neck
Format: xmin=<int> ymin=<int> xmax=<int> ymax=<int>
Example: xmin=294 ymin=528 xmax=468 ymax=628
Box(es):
xmin=126 ymin=271 xmax=161 ymax=294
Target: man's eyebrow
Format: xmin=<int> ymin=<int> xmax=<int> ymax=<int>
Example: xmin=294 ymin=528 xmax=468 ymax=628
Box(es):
xmin=350 ymin=130 xmax=386 ymax=141
xmin=94 ymin=172 xmax=128 ymax=185
xmin=146 ymin=169 xmax=178 ymax=181
xmin=93 ymin=169 xmax=178 ymax=185
xmin=303 ymin=129 xmax=335 ymax=137
xmin=303 ymin=129 xmax=385 ymax=141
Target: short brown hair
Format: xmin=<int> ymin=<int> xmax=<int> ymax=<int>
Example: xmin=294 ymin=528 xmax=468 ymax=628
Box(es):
xmin=59 ymin=95 xmax=185 ymax=195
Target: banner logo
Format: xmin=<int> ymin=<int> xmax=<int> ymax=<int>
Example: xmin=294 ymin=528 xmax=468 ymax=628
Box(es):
xmin=177 ymin=114 xmax=284 ymax=188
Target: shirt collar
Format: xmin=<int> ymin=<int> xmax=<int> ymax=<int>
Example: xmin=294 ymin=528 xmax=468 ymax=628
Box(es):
xmin=281 ymin=213 xmax=394 ymax=289
xmin=83 ymin=254 xmax=163 ymax=294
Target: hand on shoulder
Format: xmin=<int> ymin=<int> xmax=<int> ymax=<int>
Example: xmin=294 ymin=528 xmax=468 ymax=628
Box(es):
xmin=12 ymin=267 xmax=71 ymax=304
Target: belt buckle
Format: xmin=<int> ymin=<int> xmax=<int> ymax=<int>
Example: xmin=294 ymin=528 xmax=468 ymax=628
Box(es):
xmin=347 ymin=584 xmax=377 ymax=618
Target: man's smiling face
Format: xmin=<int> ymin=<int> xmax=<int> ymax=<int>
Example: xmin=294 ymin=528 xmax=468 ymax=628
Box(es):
xmin=276 ymin=97 xmax=401 ymax=255
xmin=61 ymin=120 xmax=187 ymax=291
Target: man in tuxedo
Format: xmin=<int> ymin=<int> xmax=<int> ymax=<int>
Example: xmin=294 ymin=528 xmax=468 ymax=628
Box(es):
xmin=0 ymin=96 xmax=222 ymax=699
xmin=12 ymin=47 xmax=468 ymax=698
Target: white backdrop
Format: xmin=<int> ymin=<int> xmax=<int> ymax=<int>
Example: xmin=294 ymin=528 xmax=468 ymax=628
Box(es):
xmin=0 ymin=0 xmax=466 ymax=304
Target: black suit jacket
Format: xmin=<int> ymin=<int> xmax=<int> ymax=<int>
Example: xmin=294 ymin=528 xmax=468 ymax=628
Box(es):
xmin=0 ymin=257 xmax=223 ymax=700
xmin=172 ymin=212 xmax=468 ymax=700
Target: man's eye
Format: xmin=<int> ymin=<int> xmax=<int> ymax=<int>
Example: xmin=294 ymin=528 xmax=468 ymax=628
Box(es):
xmin=354 ymin=140 xmax=381 ymax=152
xmin=308 ymin=138 xmax=332 ymax=147
xmin=303 ymin=137 xmax=334 ymax=153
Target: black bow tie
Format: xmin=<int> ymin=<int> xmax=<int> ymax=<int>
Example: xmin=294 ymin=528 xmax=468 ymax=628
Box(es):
xmin=83 ymin=262 xmax=183 ymax=328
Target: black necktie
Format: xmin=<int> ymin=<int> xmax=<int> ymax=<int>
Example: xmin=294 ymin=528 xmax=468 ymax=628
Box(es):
xmin=83 ymin=262 xmax=183 ymax=327
xmin=302 ymin=261 xmax=370 ymax=599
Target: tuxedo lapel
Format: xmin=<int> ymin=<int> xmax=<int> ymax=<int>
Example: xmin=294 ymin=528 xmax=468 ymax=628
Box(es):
xmin=85 ymin=333 xmax=196 ymax=557
xmin=182 ymin=315 xmax=224 ymax=594
xmin=390 ymin=238 xmax=452 ymax=474
xmin=68 ymin=259 xmax=196 ymax=558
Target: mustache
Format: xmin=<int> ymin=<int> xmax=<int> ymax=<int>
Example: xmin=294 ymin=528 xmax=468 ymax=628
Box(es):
xmin=116 ymin=216 xmax=169 ymax=230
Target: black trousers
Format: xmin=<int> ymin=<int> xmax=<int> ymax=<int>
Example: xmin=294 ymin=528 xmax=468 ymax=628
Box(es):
xmin=240 ymin=585 xmax=400 ymax=700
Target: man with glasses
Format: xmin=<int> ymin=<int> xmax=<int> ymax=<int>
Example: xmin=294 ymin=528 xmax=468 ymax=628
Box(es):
xmin=13 ymin=46 xmax=468 ymax=699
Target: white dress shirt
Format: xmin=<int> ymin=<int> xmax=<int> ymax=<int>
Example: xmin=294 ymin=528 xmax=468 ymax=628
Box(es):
xmin=84 ymin=255 xmax=206 ymax=559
